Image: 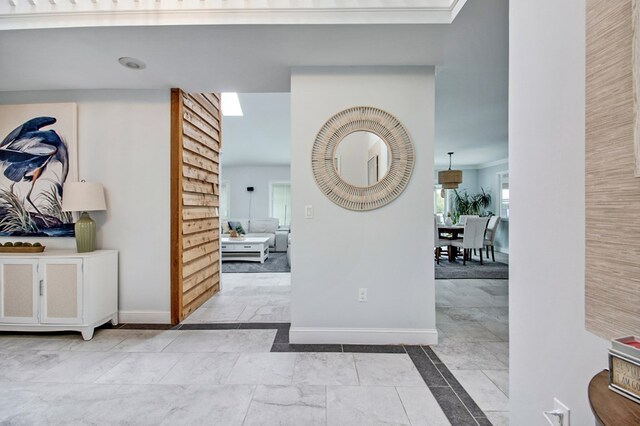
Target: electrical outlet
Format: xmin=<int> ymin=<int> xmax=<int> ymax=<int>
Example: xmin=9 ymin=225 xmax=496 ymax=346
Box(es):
xmin=544 ymin=398 xmax=570 ymax=426
xmin=305 ymin=205 xmax=313 ymax=218
xmin=358 ymin=288 xmax=367 ymax=302
xmin=554 ymin=398 xmax=570 ymax=426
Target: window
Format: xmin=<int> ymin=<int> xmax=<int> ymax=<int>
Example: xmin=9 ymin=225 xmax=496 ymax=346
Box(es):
xmin=497 ymin=171 xmax=509 ymax=219
xmin=219 ymin=181 xmax=230 ymax=219
xmin=434 ymin=185 xmax=446 ymax=215
xmin=270 ymin=181 xmax=291 ymax=227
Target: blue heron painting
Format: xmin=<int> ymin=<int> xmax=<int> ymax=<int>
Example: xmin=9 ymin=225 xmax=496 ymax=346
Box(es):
xmin=0 ymin=116 xmax=74 ymax=237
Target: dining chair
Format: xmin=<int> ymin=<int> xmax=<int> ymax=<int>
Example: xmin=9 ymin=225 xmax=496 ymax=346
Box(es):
xmin=451 ymin=217 xmax=490 ymax=265
xmin=483 ymin=216 xmax=502 ymax=262
xmin=434 ymin=217 xmax=448 ymax=264
xmin=456 ymin=214 xmax=479 ymax=226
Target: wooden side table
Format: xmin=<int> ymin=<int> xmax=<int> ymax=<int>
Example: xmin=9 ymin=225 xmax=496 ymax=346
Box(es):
xmin=589 ymin=370 xmax=640 ymax=425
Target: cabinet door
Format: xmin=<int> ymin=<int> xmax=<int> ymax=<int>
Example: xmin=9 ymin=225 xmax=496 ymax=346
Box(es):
xmin=40 ymin=259 xmax=83 ymax=324
xmin=0 ymin=259 xmax=39 ymax=324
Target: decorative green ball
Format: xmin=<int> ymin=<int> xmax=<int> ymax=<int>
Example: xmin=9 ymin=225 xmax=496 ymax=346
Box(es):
xmin=33 ymin=242 xmax=42 ymax=247
xmin=4 ymin=242 xmax=13 ymax=247
xmin=23 ymin=242 xmax=32 ymax=247
xmin=13 ymin=242 xmax=23 ymax=247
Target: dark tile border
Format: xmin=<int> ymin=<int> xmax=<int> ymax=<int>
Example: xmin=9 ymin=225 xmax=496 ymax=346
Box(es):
xmin=102 ymin=322 xmax=494 ymax=426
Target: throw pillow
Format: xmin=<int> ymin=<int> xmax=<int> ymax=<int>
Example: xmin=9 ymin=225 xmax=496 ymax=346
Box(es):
xmin=221 ymin=221 xmax=231 ymax=234
xmin=228 ymin=221 xmax=245 ymax=234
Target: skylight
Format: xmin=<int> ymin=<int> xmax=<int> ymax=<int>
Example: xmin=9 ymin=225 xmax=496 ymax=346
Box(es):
xmin=221 ymin=92 xmax=243 ymax=117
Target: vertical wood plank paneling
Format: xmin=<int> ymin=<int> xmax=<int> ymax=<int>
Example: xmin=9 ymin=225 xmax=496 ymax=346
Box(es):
xmin=586 ymin=0 xmax=640 ymax=339
xmin=171 ymin=89 xmax=221 ymax=324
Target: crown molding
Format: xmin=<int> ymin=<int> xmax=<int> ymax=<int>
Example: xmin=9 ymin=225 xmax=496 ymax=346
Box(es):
xmin=0 ymin=0 xmax=468 ymax=30
xmin=476 ymin=157 xmax=508 ymax=169
xmin=434 ymin=157 xmax=509 ymax=171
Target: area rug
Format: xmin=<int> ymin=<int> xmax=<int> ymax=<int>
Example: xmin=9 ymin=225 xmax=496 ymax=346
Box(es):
xmin=435 ymin=258 xmax=508 ymax=280
xmin=222 ymin=252 xmax=290 ymax=273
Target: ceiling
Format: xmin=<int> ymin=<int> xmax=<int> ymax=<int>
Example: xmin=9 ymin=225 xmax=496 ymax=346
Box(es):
xmin=0 ymin=0 xmax=508 ymax=169
xmin=222 ymin=93 xmax=290 ymax=167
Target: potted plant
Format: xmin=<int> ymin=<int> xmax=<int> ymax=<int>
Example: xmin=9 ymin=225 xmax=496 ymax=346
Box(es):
xmin=452 ymin=188 xmax=493 ymax=223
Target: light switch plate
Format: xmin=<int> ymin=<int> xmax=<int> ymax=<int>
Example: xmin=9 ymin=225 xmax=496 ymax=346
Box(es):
xmin=305 ymin=205 xmax=313 ymax=218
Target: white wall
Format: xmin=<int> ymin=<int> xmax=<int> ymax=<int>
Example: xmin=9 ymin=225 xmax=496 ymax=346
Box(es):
xmin=0 ymin=90 xmax=171 ymax=323
xmin=222 ymin=166 xmax=290 ymax=220
xmin=510 ymin=1 xmax=609 ymax=424
xmin=290 ymin=67 xmax=436 ymax=344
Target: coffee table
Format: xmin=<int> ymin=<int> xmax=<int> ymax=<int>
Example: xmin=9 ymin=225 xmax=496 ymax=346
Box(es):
xmin=220 ymin=237 xmax=270 ymax=263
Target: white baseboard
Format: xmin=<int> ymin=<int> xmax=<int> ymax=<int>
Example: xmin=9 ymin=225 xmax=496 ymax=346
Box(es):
xmin=289 ymin=327 xmax=438 ymax=345
xmin=118 ymin=310 xmax=171 ymax=324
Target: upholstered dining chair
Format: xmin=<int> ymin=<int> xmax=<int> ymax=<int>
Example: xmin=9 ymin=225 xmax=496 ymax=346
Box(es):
xmin=483 ymin=216 xmax=502 ymax=262
xmin=451 ymin=217 xmax=490 ymax=265
xmin=434 ymin=217 xmax=448 ymax=264
xmin=456 ymin=214 xmax=479 ymax=226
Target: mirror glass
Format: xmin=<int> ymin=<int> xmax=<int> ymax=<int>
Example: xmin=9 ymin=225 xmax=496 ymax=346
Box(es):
xmin=333 ymin=131 xmax=391 ymax=186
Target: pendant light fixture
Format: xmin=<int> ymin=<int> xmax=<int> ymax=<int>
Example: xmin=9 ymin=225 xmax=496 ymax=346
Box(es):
xmin=438 ymin=152 xmax=463 ymax=189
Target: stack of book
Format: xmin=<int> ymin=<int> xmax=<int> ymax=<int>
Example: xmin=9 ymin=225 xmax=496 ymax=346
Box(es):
xmin=609 ymin=336 xmax=640 ymax=403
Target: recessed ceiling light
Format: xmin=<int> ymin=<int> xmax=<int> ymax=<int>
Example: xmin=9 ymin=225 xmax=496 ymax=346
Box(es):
xmin=221 ymin=92 xmax=243 ymax=116
xmin=118 ymin=57 xmax=146 ymax=70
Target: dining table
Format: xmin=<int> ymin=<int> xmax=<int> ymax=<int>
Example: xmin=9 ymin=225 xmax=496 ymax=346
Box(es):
xmin=437 ymin=225 xmax=465 ymax=262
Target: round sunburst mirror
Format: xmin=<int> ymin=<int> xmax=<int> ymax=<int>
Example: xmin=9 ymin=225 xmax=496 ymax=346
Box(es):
xmin=311 ymin=106 xmax=415 ymax=211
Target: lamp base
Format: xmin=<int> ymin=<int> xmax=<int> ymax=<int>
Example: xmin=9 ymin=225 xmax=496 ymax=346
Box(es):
xmin=75 ymin=212 xmax=96 ymax=253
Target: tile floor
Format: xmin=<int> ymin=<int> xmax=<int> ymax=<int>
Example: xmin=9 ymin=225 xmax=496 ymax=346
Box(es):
xmin=0 ymin=329 xmax=451 ymax=425
xmin=184 ymin=273 xmax=291 ymax=323
xmin=0 ymin=268 xmax=510 ymax=425
xmin=434 ymin=254 xmax=509 ymax=426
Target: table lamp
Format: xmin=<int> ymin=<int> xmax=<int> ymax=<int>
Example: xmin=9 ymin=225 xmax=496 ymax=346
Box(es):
xmin=61 ymin=181 xmax=107 ymax=253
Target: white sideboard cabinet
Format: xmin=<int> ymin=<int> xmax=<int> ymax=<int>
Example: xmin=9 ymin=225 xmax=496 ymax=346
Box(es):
xmin=0 ymin=249 xmax=118 ymax=340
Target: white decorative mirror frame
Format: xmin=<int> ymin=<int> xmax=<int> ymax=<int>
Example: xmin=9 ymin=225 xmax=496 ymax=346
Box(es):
xmin=311 ymin=106 xmax=415 ymax=211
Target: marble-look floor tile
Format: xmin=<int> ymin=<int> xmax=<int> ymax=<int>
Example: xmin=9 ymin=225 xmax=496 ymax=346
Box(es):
xmin=182 ymin=305 xmax=246 ymax=323
xmin=110 ymin=330 xmax=181 ymax=353
xmin=293 ymin=353 xmax=359 ymax=386
xmin=243 ymin=385 xmax=326 ymax=426
xmin=0 ymin=351 xmax=76 ymax=381
xmin=33 ymin=351 xmax=129 ymax=383
xmin=480 ymin=321 xmax=510 ymax=342
xmin=480 ymin=341 xmax=509 ymax=365
xmin=0 ymin=382 xmax=124 ymax=425
xmin=160 ymin=352 xmax=240 ymax=385
xmin=437 ymin=322 xmax=502 ymax=343
xmin=237 ymin=304 xmax=291 ymax=322
xmin=396 ymin=386 xmax=452 ymax=426
xmin=86 ymin=384 xmax=181 ymax=425
xmin=450 ymin=369 xmax=509 ymax=412
xmin=440 ymin=307 xmax=508 ymax=324
xmin=354 ymin=353 xmax=425 ymax=387
xmin=162 ymin=330 xmax=276 ymax=353
xmin=486 ymin=411 xmax=510 ymax=426
xmin=226 ymin=352 xmax=296 ymax=385
xmin=436 ymin=310 xmax=455 ymax=324
xmin=431 ymin=342 xmax=507 ymax=370
xmin=95 ymin=352 xmax=182 ymax=384
xmin=483 ymin=369 xmax=509 ymax=396
xmin=0 ymin=335 xmax=78 ymax=352
xmin=63 ymin=329 xmax=130 ymax=352
xmin=326 ymin=386 xmax=410 ymax=426
xmin=158 ymin=384 xmax=255 ymax=425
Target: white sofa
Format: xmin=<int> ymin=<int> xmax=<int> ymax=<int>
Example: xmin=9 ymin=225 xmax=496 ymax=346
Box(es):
xmin=221 ymin=218 xmax=289 ymax=252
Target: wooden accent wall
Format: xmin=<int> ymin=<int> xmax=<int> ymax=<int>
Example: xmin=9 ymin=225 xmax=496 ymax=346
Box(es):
xmin=586 ymin=0 xmax=640 ymax=338
xmin=171 ymin=89 xmax=221 ymax=324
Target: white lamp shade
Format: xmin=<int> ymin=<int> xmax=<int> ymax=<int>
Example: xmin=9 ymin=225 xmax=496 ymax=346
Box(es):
xmin=62 ymin=182 xmax=107 ymax=212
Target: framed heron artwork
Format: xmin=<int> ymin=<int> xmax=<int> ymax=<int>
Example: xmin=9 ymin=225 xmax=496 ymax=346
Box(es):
xmin=0 ymin=103 xmax=78 ymax=237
